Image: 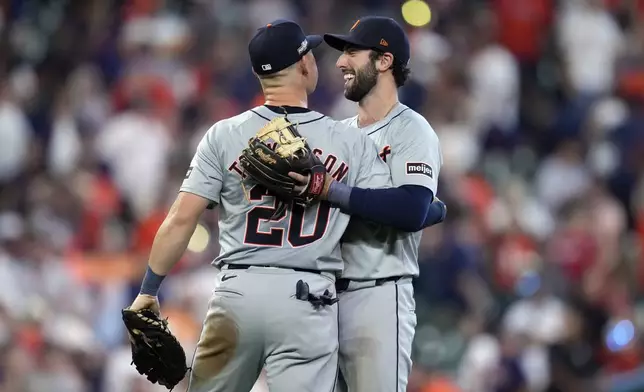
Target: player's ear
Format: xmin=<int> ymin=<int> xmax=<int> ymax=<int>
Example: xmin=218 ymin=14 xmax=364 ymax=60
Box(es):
xmin=298 ymin=56 xmax=309 ymax=77
xmin=376 ymin=52 xmax=394 ymax=72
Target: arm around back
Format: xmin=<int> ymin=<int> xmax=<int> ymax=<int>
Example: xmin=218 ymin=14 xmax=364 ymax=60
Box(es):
xmin=345 ymin=184 xmax=434 ymax=232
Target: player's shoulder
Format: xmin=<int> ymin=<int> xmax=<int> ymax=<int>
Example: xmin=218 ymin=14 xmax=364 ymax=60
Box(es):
xmin=391 ymin=105 xmax=439 ymax=142
xmin=396 ymin=105 xmax=435 ymax=133
xmin=323 ymin=116 xmax=365 ymax=144
xmin=202 ymin=110 xmax=257 ymax=141
xmin=310 ymin=116 xmax=375 ymax=164
xmin=212 ymin=110 xmax=256 ymax=131
xmin=339 ymin=115 xmax=358 ymax=127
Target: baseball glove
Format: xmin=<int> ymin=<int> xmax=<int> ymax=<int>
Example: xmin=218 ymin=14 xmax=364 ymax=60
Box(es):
xmin=122 ymin=308 xmax=188 ymax=390
xmin=239 ymin=116 xmax=327 ymax=207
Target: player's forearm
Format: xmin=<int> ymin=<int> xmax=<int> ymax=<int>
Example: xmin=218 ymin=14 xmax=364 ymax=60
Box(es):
xmin=422 ymin=198 xmax=446 ymax=229
xmin=149 ymin=217 xmax=197 ymax=274
xmin=328 ymin=182 xmax=433 ymax=232
xmin=140 ymin=213 xmax=200 ymax=295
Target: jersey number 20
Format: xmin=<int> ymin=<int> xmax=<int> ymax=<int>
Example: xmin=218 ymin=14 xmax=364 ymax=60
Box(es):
xmin=244 ymin=184 xmax=331 ymax=247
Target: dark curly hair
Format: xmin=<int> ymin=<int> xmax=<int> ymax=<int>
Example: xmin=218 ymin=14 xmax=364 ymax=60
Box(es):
xmin=368 ymin=50 xmax=411 ymax=88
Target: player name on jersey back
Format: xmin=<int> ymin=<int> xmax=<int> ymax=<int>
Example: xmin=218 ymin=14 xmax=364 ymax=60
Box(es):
xmin=339 ymin=103 xmax=443 ymax=280
xmin=179 ymin=106 xmax=390 ymax=273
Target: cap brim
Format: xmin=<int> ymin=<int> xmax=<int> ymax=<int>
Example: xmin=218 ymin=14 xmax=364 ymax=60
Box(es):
xmin=306 ymin=35 xmax=323 ymax=49
xmin=323 ymin=33 xmax=364 ymax=52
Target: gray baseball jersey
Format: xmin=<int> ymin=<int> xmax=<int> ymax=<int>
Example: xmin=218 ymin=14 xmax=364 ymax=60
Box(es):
xmin=340 ymin=102 xmax=442 ymax=279
xmin=179 ymin=105 xmax=391 ymax=273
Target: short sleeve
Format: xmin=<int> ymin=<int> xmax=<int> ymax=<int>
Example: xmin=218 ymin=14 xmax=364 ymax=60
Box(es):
xmin=389 ymin=116 xmax=442 ymax=193
xmin=354 ymin=131 xmax=391 ymax=189
xmin=180 ymin=125 xmax=223 ymax=205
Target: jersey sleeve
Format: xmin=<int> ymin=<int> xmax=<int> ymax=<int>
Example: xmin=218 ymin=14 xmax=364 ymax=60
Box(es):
xmin=180 ymin=125 xmax=223 ymax=205
xmin=354 ymin=130 xmax=392 ymax=189
xmin=389 ymin=116 xmax=442 ymax=193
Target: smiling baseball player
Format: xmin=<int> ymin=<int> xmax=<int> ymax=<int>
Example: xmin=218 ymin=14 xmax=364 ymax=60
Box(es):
xmin=324 ymin=16 xmax=444 ymax=392
xmin=125 ymin=19 xmax=394 ymax=392
xmin=282 ymin=16 xmax=444 ymax=392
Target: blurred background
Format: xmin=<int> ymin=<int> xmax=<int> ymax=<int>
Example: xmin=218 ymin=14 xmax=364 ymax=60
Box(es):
xmin=1 ymin=0 xmax=644 ymax=391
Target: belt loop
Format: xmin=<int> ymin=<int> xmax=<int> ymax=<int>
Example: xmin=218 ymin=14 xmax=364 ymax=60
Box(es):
xmin=375 ymin=276 xmax=403 ymax=286
xmin=335 ymin=279 xmax=350 ymax=293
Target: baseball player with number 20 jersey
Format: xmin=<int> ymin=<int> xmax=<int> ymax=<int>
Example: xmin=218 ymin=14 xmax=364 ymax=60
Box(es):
xmin=324 ymin=17 xmax=445 ymax=392
xmin=127 ymin=19 xmax=394 ymax=392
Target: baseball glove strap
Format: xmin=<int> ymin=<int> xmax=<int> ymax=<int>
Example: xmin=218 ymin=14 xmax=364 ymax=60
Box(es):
xmin=304 ymin=165 xmax=326 ymax=199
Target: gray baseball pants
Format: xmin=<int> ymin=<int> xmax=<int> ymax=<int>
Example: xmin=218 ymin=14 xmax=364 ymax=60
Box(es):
xmin=187 ymin=265 xmax=339 ymax=392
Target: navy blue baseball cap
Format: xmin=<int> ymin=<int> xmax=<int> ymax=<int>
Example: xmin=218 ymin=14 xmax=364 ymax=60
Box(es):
xmin=324 ymin=16 xmax=411 ymax=66
xmin=249 ymin=19 xmax=323 ymax=76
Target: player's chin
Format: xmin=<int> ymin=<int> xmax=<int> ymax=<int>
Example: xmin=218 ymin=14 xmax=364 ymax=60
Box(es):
xmin=344 ymin=90 xmax=360 ymax=102
xmin=343 ymin=88 xmax=362 ymax=102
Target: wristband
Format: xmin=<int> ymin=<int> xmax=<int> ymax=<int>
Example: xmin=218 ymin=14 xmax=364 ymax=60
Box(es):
xmin=327 ymin=181 xmax=352 ymax=209
xmin=139 ymin=266 xmax=166 ymax=296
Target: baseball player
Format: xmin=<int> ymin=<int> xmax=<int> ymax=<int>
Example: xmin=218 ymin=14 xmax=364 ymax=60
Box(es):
xmin=326 ymin=17 xmax=443 ymax=392
xmin=126 ymin=19 xmax=393 ymax=392
xmin=290 ymin=16 xmax=444 ymax=392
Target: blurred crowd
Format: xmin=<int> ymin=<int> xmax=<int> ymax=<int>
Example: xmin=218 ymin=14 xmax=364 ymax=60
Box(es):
xmin=1 ymin=0 xmax=644 ymax=391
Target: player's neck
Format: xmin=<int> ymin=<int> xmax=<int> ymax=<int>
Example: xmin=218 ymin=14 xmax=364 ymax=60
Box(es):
xmin=356 ymin=81 xmax=399 ymax=128
xmin=263 ymin=89 xmax=308 ymax=109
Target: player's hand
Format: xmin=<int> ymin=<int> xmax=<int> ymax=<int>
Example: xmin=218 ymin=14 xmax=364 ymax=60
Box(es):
xmin=128 ymin=294 xmax=161 ymax=315
xmin=288 ymin=172 xmax=334 ymax=200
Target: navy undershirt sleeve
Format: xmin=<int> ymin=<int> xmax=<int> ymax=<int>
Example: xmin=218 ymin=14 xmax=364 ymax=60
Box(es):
xmin=340 ymin=184 xmax=434 ymax=232
xmin=423 ymin=198 xmax=447 ymax=228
